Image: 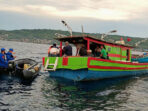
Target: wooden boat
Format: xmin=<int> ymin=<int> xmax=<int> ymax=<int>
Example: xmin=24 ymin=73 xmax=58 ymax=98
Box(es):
xmin=43 ymin=35 xmax=148 ymax=81
xmin=0 ymin=58 xmax=41 ymax=80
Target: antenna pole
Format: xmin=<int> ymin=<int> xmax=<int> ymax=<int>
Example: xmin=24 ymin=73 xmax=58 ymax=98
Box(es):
xmin=61 ymin=20 xmax=72 ymax=37
xmin=81 ymin=25 xmax=84 ymax=36
xmin=101 ymin=30 xmax=117 ymax=40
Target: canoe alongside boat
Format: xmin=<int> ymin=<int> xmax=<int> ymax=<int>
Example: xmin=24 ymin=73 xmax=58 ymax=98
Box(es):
xmin=43 ymin=35 xmax=148 ymax=81
xmin=0 ymin=58 xmax=41 ymax=80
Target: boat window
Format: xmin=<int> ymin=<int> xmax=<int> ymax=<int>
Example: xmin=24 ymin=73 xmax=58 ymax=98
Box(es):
xmin=78 ymin=42 xmax=102 ymax=57
xmin=91 ymin=43 xmax=107 ymax=57
xmin=107 ymin=47 xmax=111 ymax=52
xmin=117 ymin=47 xmax=120 ymax=52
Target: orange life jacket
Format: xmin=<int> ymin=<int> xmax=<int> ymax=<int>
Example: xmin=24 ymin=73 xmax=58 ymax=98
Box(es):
xmin=48 ymin=47 xmax=52 ymax=54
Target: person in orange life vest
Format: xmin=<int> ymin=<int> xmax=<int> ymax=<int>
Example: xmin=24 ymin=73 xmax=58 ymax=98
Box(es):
xmin=6 ymin=48 xmax=16 ymax=61
xmin=48 ymin=46 xmax=53 ymax=56
xmin=0 ymin=48 xmax=8 ymax=68
xmin=48 ymin=43 xmax=59 ymax=57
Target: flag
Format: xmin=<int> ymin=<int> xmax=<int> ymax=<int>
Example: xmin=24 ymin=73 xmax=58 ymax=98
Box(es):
xmin=127 ymin=38 xmax=131 ymax=42
xmin=120 ymin=37 xmax=123 ymax=40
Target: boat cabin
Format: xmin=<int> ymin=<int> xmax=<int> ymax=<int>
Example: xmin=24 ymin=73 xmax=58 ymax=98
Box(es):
xmin=56 ymin=35 xmax=133 ymax=61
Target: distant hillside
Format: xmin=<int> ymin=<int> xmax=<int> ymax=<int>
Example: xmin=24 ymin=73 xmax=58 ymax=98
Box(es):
xmin=0 ymin=29 xmax=147 ymax=50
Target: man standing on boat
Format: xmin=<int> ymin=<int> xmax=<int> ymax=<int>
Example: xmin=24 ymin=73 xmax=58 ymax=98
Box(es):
xmin=6 ymin=48 xmax=16 ymax=61
xmin=0 ymin=48 xmax=8 ymax=68
xmin=95 ymin=46 xmax=101 ymax=57
xmin=79 ymin=45 xmax=87 ymax=56
xmin=63 ymin=41 xmax=72 ymax=56
xmin=100 ymin=45 xmax=107 ymax=59
xmin=48 ymin=43 xmax=59 ymax=57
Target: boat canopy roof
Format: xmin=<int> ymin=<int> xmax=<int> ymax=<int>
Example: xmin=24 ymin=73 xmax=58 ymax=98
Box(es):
xmin=55 ymin=35 xmax=134 ymax=49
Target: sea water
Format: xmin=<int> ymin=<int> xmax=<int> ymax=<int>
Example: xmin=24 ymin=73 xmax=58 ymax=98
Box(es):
xmin=0 ymin=40 xmax=148 ymax=111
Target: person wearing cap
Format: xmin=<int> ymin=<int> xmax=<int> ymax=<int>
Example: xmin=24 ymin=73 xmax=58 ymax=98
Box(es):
xmin=0 ymin=48 xmax=8 ymax=68
xmin=6 ymin=48 xmax=16 ymax=61
xmin=63 ymin=41 xmax=72 ymax=56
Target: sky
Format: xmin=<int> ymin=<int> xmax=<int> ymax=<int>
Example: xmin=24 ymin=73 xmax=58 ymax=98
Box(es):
xmin=0 ymin=0 xmax=148 ymax=37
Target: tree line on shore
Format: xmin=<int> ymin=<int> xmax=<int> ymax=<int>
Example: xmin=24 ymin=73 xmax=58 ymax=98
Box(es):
xmin=0 ymin=29 xmax=147 ymax=50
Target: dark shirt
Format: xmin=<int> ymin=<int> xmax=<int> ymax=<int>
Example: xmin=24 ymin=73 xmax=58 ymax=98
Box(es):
xmin=95 ymin=51 xmax=101 ymax=57
xmin=63 ymin=45 xmax=72 ymax=56
xmin=6 ymin=52 xmax=15 ymax=61
xmin=79 ymin=47 xmax=87 ymax=56
xmin=0 ymin=53 xmax=8 ymax=68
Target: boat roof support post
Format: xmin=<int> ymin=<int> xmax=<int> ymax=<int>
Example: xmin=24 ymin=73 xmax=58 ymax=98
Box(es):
xmin=120 ymin=48 xmax=122 ymax=60
xmin=127 ymin=49 xmax=130 ymax=61
xmin=87 ymin=40 xmax=90 ymax=50
xmin=60 ymin=41 xmax=62 ymax=57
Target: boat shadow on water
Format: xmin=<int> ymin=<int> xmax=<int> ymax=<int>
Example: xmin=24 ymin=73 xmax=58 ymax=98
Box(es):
xmin=49 ymin=74 xmax=148 ymax=91
xmin=42 ymin=74 xmax=148 ymax=110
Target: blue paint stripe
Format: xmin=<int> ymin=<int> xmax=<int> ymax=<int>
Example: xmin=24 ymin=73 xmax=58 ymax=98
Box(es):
xmin=49 ymin=69 xmax=148 ymax=81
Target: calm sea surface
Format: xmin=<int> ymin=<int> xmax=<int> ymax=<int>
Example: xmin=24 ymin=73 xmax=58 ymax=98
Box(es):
xmin=0 ymin=40 xmax=148 ymax=111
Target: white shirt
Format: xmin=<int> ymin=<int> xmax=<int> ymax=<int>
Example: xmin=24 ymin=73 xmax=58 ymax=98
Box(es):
xmin=50 ymin=48 xmax=59 ymax=54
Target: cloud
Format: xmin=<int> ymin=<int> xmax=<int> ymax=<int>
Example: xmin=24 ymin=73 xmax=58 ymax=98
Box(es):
xmin=0 ymin=0 xmax=148 ymax=37
xmin=1 ymin=10 xmax=148 ymax=37
xmin=0 ymin=0 xmax=148 ymax=21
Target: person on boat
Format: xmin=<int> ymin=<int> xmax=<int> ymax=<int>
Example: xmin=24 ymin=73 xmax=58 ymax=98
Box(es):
xmin=6 ymin=48 xmax=16 ymax=61
xmin=0 ymin=48 xmax=8 ymax=68
xmin=100 ymin=45 xmax=107 ymax=59
xmin=87 ymin=50 xmax=94 ymax=57
xmin=48 ymin=43 xmax=59 ymax=57
xmin=63 ymin=41 xmax=72 ymax=56
xmin=95 ymin=46 xmax=101 ymax=57
xmin=79 ymin=45 xmax=87 ymax=56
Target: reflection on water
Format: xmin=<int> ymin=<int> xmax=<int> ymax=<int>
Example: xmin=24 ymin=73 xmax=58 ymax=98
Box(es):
xmin=0 ymin=40 xmax=148 ymax=110
xmin=42 ymin=76 xmax=148 ymax=111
